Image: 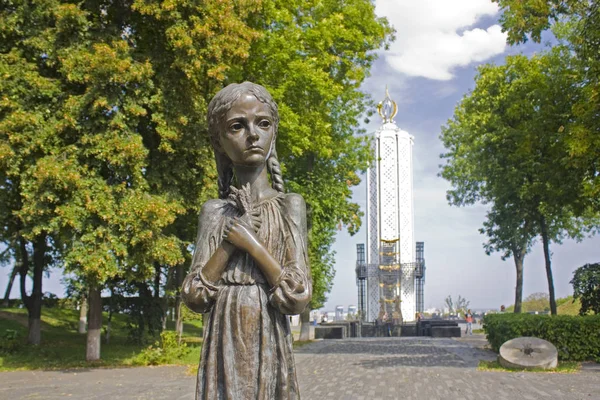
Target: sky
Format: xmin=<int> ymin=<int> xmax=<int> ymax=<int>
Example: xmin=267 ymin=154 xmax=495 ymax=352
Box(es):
xmin=321 ymin=0 xmax=600 ymax=312
xmin=2 ymin=0 xmax=599 ymax=311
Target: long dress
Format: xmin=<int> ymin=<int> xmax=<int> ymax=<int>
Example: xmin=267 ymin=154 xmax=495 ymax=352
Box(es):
xmin=183 ymin=192 xmax=311 ymax=400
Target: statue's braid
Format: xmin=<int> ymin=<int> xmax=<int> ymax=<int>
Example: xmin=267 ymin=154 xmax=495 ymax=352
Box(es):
xmin=267 ymin=153 xmax=285 ymax=193
xmin=218 ymin=165 xmax=234 ymax=199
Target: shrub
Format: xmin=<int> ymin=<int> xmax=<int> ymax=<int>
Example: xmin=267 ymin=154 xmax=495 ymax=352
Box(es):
xmin=134 ymin=330 xmax=190 ymax=366
xmin=483 ymin=313 xmax=600 ymax=362
xmin=0 ymin=329 xmax=21 ymax=354
xmin=571 ymin=262 xmax=600 ymax=315
xmin=42 ymin=292 xmax=59 ymax=308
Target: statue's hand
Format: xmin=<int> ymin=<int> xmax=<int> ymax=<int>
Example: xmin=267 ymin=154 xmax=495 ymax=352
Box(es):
xmin=181 ymin=273 xmax=207 ymax=309
xmin=223 ymin=216 xmax=260 ymax=252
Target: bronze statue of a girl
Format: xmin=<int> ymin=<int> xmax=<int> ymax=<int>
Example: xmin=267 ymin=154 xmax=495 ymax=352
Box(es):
xmin=182 ymin=82 xmax=311 ymax=399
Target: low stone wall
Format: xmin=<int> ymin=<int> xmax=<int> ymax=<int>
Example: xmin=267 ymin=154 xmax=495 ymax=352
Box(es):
xmin=322 ymin=321 xmax=361 ymax=337
xmin=317 ymin=322 xmax=418 ymax=338
xmin=417 ymin=320 xmax=459 ymax=336
xmin=400 ymin=323 xmax=417 ymax=337
xmin=431 ymin=326 xmax=461 ymax=338
xmin=315 ymin=326 xmax=346 ymax=339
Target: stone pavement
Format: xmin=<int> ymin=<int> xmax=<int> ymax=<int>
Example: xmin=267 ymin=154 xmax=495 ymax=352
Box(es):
xmin=294 ymin=337 xmax=599 ymax=400
xmin=1 ymin=336 xmax=599 ymax=400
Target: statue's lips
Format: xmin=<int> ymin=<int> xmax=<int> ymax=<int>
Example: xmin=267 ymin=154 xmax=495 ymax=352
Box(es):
xmin=245 ymin=146 xmax=264 ymax=153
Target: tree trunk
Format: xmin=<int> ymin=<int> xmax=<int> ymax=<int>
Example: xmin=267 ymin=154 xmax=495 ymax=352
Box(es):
xmin=105 ymin=286 xmax=114 ymax=344
xmin=154 ymin=262 xmax=161 ymax=298
xmin=175 ymin=264 xmax=184 ymax=342
xmin=2 ymin=263 xmax=19 ymax=307
xmin=299 ymin=308 xmax=311 ymax=341
xmin=78 ymin=295 xmax=87 ymax=334
xmin=86 ymin=286 xmax=102 ymax=361
xmin=176 ymin=302 xmax=184 ymax=345
xmin=105 ymin=320 xmax=111 ymax=344
xmin=20 ymin=235 xmax=45 ymax=345
xmin=512 ymin=248 xmax=525 ymax=313
xmin=540 ymin=216 xmax=557 ymax=315
xmin=162 ymin=264 xmax=175 ymax=331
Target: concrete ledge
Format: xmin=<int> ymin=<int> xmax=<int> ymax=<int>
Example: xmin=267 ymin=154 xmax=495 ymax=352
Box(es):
xmin=418 ymin=320 xmax=459 ymax=336
xmin=315 ymin=326 xmax=346 ymax=339
xmin=400 ymin=324 xmax=417 ymax=337
xmin=431 ymin=326 xmax=461 ymax=338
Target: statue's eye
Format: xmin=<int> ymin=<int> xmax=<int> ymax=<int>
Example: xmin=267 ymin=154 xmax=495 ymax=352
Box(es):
xmin=258 ymin=120 xmax=271 ymax=129
xmin=230 ymin=122 xmax=243 ymax=131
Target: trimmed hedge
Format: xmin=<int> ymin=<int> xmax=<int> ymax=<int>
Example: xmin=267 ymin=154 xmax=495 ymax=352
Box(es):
xmin=483 ymin=313 xmax=600 ymax=362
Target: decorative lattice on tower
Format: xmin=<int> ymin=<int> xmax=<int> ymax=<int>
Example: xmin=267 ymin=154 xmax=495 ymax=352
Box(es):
xmin=356 ymin=88 xmax=425 ymax=323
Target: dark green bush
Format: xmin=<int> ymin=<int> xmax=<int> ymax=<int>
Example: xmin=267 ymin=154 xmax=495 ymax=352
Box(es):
xmin=134 ymin=331 xmax=190 ymax=366
xmin=483 ymin=313 xmax=600 ymax=362
xmin=0 ymin=329 xmax=21 ymax=354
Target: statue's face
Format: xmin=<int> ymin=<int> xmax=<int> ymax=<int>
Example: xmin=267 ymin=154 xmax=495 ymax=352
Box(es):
xmin=220 ymin=93 xmax=274 ymax=167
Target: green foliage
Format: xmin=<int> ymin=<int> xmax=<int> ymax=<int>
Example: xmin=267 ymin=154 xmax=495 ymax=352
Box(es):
xmin=493 ymin=0 xmax=587 ymax=45
xmin=0 ymin=0 xmax=393 ymax=319
xmin=134 ymin=330 xmax=190 ymax=366
xmin=180 ymin=301 xmax=202 ymax=323
xmin=0 ymin=307 xmax=200 ymax=370
xmin=557 ymin=296 xmax=583 ymax=316
xmin=483 ymin=313 xmax=600 ymax=361
xmin=0 ymin=329 xmax=21 ymax=354
xmin=570 ymin=262 xmax=600 ymax=315
xmin=522 ymin=292 xmax=550 ymax=312
xmin=478 ymin=360 xmax=580 ymax=373
xmin=493 ymin=0 xmax=600 ymax=210
xmin=440 ymin=47 xmax=597 ymax=315
xmin=505 ymin=294 xmax=582 ymax=315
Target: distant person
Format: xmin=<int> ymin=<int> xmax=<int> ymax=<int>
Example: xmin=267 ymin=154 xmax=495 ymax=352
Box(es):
xmin=465 ymin=309 xmax=473 ymax=335
xmin=383 ymin=312 xmax=392 ymax=337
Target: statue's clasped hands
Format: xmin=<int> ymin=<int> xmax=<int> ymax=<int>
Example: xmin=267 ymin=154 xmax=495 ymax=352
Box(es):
xmin=225 ymin=184 xmax=262 ymax=251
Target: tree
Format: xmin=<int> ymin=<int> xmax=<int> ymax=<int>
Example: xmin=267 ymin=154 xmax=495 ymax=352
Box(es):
xmin=456 ymin=295 xmax=470 ymax=313
xmin=440 ymin=48 xmax=593 ymax=315
xmin=479 ymin=202 xmax=535 ymax=313
xmin=570 ymin=262 xmax=600 ymax=315
xmin=445 ymin=295 xmax=469 ymax=314
xmin=523 ymin=292 xmax=550 ymax=312
xmin=1 ymin=246 xmax=17 ymax=307
xmin=1 ymin=0 xmax=392 ymax=351
xmin=493 ymin=0 xmax=600 ymax=213
xmin=444 ymin=295 xmax=454 ymax=314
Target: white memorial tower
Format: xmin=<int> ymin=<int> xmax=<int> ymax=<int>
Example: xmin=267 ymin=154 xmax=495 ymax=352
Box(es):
xmin=356 ymin=88 xmax=424 ymax=324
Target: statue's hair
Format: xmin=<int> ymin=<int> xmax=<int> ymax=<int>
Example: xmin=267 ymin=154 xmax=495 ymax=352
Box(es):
xmin=207 ymin=82 xmax=284 ymax=199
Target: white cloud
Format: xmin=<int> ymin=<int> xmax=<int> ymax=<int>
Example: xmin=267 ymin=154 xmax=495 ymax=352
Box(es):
xmin=376 ymin=0 xmax=508 ymax=80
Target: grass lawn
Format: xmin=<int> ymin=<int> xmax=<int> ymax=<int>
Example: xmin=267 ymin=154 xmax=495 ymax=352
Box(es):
xmin=478 ymin=360 xmax=581 ymax=373
xmin=0 ymin=307 xmax=202 ymax=371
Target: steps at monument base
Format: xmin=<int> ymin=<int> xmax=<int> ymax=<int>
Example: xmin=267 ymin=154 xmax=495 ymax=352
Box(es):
xmin=315 ymin=323 xmax=419 ymax=338
xmin=417 ymin=320 xmax=459 ymax=336
xmin=430 ymin=326 xmax=461 ymax=338
xmin=315 ymin=326 xmax=346 ymax=339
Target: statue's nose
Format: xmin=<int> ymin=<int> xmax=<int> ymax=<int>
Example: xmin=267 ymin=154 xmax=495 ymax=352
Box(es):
xmin=248 ymin=125 xmax=260 ymax=141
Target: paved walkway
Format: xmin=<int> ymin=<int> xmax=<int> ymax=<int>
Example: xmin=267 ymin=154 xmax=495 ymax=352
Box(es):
xmin=1 ymin=336 xmax=599 ymax=400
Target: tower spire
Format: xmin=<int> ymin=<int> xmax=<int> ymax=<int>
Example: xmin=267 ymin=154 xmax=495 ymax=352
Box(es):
xmin=377 ymin=86 xmax=398 ymax=123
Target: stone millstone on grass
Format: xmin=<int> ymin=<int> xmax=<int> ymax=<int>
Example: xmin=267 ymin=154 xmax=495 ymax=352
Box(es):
xmin=498 ymin=337 xmax=558 ymax=370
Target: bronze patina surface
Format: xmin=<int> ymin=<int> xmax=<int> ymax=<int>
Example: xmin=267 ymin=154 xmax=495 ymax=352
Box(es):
xmin=182 ymin=82 xmax=311 ymax=399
